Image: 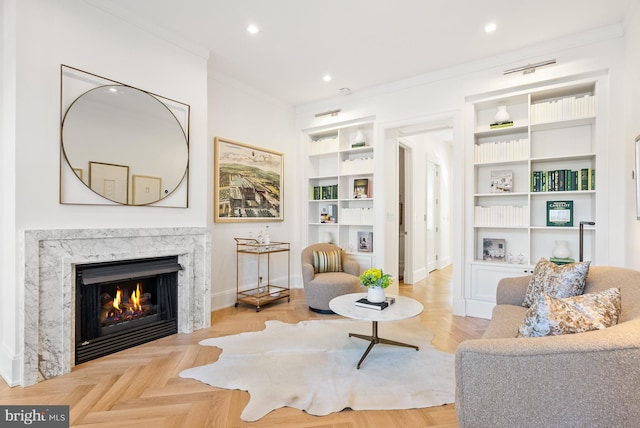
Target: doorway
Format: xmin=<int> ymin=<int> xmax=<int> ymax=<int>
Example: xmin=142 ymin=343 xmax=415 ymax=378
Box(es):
xmin=391 ymin=119 xmax=453 ymax=285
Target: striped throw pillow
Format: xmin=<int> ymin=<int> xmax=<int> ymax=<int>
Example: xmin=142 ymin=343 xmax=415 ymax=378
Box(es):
xmin=312 ymin=250 xmax=343 ymax=273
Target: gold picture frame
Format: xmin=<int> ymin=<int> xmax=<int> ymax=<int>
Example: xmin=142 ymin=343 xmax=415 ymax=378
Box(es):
xmin=214 ymin=137 xmax=283 ymax=222
xmin=132 ymin=174 xmax=162 ymax=205
xmin=89 ymin=161 xmax=129 ymax=204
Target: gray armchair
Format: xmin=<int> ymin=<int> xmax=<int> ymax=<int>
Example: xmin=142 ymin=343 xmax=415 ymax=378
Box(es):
xmin=301 ymin=243 xmax=361 ymax=313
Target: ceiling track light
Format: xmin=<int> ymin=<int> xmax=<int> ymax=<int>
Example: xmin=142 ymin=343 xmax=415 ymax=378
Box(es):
xmin=503 ymin=59 xmax=557 ymax=75
xmin=315 ymin=109 xmax=341 ymax=118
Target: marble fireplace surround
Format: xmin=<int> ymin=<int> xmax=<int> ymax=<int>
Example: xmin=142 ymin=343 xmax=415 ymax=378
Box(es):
xmin=22 ymin=227 xmax=211 ymax=386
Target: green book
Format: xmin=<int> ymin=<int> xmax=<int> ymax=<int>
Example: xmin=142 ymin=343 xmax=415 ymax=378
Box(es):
xmin=550 ymin=257 xmax=576 ymax=265
xmin=546 ymin=200 xmax=574 ymax=227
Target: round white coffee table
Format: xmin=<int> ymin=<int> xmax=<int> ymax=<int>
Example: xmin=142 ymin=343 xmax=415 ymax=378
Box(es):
xmin=329 ymin=292 xmax=424 ymax=369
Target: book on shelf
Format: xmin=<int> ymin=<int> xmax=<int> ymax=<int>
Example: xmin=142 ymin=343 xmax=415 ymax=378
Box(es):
xmin=490 ymin=169 xmax=513 ymax=193
xmin=580 ymin=168 xmax=595 ymax=190
xmin=353 ymin=178 xmax=369 ymax=198
xmin=550 ymin=257 xmax=576 ymax=265
xmin=489 ymin=121 xmax=514 ymax=129
xmin=355 ymin=296 xmax=396 ymax=310
xmin=546 ymin=200 xmax=573 ymax=227
xmin=351 ymin=142 xmax=366 ymax=148
xmin=531 ymin=169 xmax=593 ymax=192
xmin=311 ymin=184 xmax=338 ymax=200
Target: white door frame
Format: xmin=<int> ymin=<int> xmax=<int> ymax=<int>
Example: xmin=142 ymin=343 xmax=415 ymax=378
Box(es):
xmin=379 ymin=110 xmax=465 ymax=316
xmin=399 ymin=142 xmax=414 ymax=283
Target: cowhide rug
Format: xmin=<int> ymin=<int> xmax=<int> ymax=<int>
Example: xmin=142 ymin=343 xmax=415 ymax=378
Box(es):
xmin=179 ymin=318 xmax=455 ymax=421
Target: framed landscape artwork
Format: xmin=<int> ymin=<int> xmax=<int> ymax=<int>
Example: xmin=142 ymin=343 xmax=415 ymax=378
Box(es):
xmin=214 ymin=137 xmax=284 ymax=222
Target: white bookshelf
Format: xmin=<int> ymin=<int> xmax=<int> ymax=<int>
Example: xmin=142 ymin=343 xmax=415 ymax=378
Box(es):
xmin=305 ymin=121 xmax=376 ymax=272
xmin=465 ymin=80 xmax=603 ymax=317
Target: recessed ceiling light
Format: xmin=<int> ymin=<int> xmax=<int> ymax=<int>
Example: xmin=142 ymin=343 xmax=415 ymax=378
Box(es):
xmin=485 ymin=23 xmax=496 ymax=33
xmin=247 ymin=25 xmax=259 ymax=34
xmin=323 ymin=74 xmax=332 ymax=82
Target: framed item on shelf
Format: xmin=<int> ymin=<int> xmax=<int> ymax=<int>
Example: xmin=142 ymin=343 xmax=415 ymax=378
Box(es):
xmin=546 ymin=200 xmax=574 ymax=227
xmin=483 ymin=238 xmax=506 ymax=262
xmin=490 ymin=170 xmax=513 ymax=193
xmin=214 ymin=137 xmax=284 ymax=222
xmin=353 ymin=178 xmax=369 ymax=198
xmin=320 ymin=204 xmax=337 ymax=223
xmin=358 ymin=231 xmax=373 ymax=252
xmin=89 ymin=161 xmax=129 ymax=204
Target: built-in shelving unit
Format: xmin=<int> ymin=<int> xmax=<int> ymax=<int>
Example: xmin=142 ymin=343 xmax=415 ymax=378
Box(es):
xmin=465 ymin=80 xmax=604 ymax=317
xmin=305 ymin=120 xmax=376 ymax=272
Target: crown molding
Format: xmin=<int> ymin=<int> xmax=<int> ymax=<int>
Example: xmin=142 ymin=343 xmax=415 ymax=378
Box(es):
xmin=84 ymin=0 xmax=210 ymax=60
xmin=295 ymin=24 xmax=624 ymax=113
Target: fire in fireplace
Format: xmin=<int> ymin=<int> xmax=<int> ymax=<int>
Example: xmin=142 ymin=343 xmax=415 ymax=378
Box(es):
xmin=75 ymin=256 xmax=181 ymax=364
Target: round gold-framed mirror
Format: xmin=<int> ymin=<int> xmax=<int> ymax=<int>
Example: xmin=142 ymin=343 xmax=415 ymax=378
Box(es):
xmin=61 ymin=83 xmax=189 ymax=205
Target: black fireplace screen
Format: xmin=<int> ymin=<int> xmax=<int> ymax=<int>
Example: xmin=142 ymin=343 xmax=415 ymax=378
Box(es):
xmin=75 ymin=256 xmax=181 ymax=364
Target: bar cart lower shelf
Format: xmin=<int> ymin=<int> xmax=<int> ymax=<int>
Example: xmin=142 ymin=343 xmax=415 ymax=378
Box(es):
xmin=234 ymin=238 xmax=291 ymax=312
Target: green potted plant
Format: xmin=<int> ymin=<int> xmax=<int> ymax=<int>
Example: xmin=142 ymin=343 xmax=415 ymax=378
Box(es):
xmin=359 ymin=268 xmax=392 ymax=302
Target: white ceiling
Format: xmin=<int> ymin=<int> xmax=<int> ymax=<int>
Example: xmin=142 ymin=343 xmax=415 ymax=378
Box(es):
xmin=97 ymin=0 xmax=635 ymax=106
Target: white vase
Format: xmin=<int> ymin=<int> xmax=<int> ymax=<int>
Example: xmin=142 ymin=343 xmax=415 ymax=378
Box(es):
xmin=552 ymin=240 xmax=571 ymax=259
xmin=367 ymin=286 xmax=385 ymax=303
xmin=494 ymin=105 xmax=511 ymax=123
xmin=354 ymin=130 xmax=366 ymax=144
xmin=322 ymin=232 xmax=333 ymax=244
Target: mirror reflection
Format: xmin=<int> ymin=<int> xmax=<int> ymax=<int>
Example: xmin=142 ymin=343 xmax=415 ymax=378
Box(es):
xmin=61 ymin=85 xmax=188 ymax=205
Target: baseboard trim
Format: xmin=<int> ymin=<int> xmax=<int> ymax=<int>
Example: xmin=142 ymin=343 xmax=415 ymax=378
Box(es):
xmin=463 ymin=299 xmax=494 ymax=320
xmin=452 ymin=297 xmax=466 ymax=317
xmin=0 ymin=345 xmax=22 ymax=387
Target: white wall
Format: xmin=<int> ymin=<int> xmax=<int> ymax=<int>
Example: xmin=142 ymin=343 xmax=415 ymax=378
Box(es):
xmin=1 ymin=0 xmax=209 ymax=385
xmin=625 ymin=2 xmax=640 ymax=269
xmin=207 ymin=72 xmax=297 ymax=310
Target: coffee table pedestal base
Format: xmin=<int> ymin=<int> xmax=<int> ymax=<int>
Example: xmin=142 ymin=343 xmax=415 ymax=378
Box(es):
xmin=349 ymin=320 xmax=419 ymax=369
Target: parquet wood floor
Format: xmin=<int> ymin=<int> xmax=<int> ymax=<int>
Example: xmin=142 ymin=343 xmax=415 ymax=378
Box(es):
xmin=0 ymin=266 xmax=489 ymax=427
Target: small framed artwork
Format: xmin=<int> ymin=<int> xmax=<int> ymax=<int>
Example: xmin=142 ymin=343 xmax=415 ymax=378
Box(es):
xmin=132 ymin=175 xmax=162 ymax=205
xmin=358 ymin=231 xmax=373 ymax=252
xmin=490 ymin=169 xmax=513 ymax=193
xmin=483 ymin=238 xmax=506 ymax=262
xmin=214 ymin=137 xmax=284 ymax=222
xmin=546 ymin=200 xmax=573 ymax=227
xmin=89 ymin=161 xmax=129 ymax=204
xmin=353 ymin=178 xmax=369 ymax=198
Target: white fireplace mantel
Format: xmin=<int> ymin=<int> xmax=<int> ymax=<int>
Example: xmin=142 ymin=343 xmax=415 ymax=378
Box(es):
xmin=22 ymin=227 xmax=211 ymax=386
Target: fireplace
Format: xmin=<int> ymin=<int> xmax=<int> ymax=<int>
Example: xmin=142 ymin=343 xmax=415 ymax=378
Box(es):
xmin=75 ymin=256 xmax=182 ymax=364
xmin=21 ymin=227 xmax=210 ymax=387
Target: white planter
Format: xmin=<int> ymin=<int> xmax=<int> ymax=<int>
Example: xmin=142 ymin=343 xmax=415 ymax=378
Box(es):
xmin=367 ymin=286 xmax=385 ymax=303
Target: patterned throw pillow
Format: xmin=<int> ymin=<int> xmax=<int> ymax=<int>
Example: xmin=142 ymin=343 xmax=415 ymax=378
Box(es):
xmin=518 ymin=287 xmax=621 ymax=338
xmin=312 ymin=250 xmax=343 ymax=273
xmin=522 ymin=258 xmax=591 ymax=308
